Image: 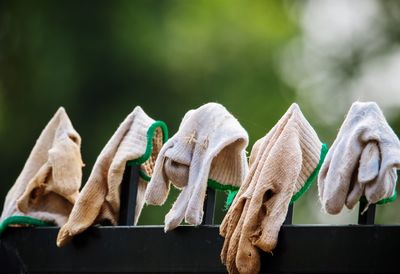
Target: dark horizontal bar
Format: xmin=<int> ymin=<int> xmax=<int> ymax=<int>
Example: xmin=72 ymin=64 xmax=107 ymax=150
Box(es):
xmin=1 ymin=225 xmax=400 ymax=273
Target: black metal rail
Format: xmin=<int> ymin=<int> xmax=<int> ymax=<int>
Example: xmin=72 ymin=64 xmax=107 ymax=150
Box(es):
xmin=0 ymin=163 xmax=393 ymax=274
xmin=1 ymin=225 xmax=399 ymax=273
xmin=119 ymin=164 xmax=378 ymax=227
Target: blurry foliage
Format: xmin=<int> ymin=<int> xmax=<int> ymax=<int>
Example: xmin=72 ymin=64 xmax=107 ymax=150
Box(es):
xmin=0 ymin=0 xmax=399 ymax=225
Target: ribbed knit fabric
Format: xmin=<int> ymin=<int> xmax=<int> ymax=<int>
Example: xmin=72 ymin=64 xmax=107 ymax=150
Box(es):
xmin=318 ymin=102 xmax=400 ymax=214
xmin=145 ymin=103 xmax=249 ymax=231
xmin=0 ymin=107 xmax=83 ymax=228
xmin=57 ymin=106 xmax=167 ymax=247
xmin=219 ymin=103 xmax=324 ymax=274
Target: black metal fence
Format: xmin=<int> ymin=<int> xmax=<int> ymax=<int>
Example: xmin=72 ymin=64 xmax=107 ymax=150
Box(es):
xmin=0 ymin=164 xmax=398 ymax=273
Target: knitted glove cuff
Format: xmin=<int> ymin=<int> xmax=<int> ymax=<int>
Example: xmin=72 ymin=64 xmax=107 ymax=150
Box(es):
xmin=0 ymin=215 xmax=52 ymax=236
xmin=291 ymin=143 xmax=328 ymax=203
xmin=127 ymin=120 xmax=168 ymax=181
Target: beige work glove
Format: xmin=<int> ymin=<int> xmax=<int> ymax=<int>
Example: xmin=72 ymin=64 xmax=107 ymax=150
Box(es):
xmin=220 ymin=137 xmax=263 ymax=274
xmin=220 ymin=103 xmax=326 ymax=274
xmin=0 ymin=107 xmax=83 ymax=232
xmin=145 ymin=103 xmax=249 ymax=231
xmin=318 ymin=102 xmax=400 ymax=214
xmin=57 ymin=106 xmax=167 ymax=247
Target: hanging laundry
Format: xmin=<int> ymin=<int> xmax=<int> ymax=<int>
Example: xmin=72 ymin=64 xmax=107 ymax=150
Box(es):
xmin=220 ymin=103 xmax=327 ymax=274
xmin=145 ymin=103 xmax=249 ymax=231
xmin=0 ymin=107 xmax=84 ymax=234
xmin=56 ymin=106 xmax=167 ymax=247
xmin=318 ymin=101 xmax=400 ymax=214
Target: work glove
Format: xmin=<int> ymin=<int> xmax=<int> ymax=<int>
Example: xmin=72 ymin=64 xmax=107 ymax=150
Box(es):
xmin=145 ymin=103 xmax=249 ymax=231
xmin=0 ymin=107 xmax=83 ymax=234
xmin=318 ymin=101 xmax=400 ymax=214
xmin=220 ymin=103 xmax=327 ymax=274
xmin=57 ymin=106 xmax=167 ymax=247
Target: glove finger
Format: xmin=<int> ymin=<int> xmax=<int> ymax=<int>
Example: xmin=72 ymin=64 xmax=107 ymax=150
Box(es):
xmin=358 ymin=142 xmax=380 ymax=184
xmin=321 ymin=138 xmax=362 ymax=214
xmin=221 ymin=174 xmax=257 ymax=237
xmin=365 ymin=168 xmax=397 ymax=204
xmin=226 ymin=203 xmax=247 ymax=274
xmin=185 ymin=151 xmax=213 ymax=226
xmin=145 ymin=141 xmax=173 ymax=205
xmin=236 ymin=216 xmax=261 ymax=274
xmin=252 ymin=192 xmax=290 ymax=252
xmin=184 ymin=179 xmax=208 ymax=226
xmin=221 ymin=197 xmax=247 ymax=264
xmin=236 ymin=241 xmax=260 ymax=274
xmin=164 ymin=183 xmax=193 ymax=231
xmin=318 ymin=149 xmax=332 ymax=206
xmin=387 ymin=169 xmax=397 ymax=197
xmin=345 ymin=172 xmax=365 ymax=209
xmin=17 ymin=163 xmax=52 ymax=214
xmin=164 ymin=158 xmax=189 ymax=188
xmin=378 ymin=168 xmax=398 ymax=203
xmin=220 ymin=197 xmax=248 ymax=266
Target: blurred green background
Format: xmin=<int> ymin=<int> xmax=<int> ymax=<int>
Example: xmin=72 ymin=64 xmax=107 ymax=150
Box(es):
xmin=1 ymin=0 xmax=400 ymax=225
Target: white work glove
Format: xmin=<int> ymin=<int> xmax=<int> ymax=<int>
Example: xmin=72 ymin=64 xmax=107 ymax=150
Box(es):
xmin=145 ymin=103 xmax=249 ymax=231
xmin=319 ymin=101 xmax=400 ymax=214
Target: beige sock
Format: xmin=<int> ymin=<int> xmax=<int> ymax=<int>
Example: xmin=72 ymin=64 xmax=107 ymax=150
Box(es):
xmin=145 ymin=103 xmax=249 ymax=231
xmin=57 ymin=106 xmax=167 ymax=247
xmin=0 ymin=107 xmax=83 ymax=227
xmin=346 ymin=142 xmax=379 ymax=208
xmin=220 ymin=103 xmax=324 ymax=274
xmin=318 ymin=101 xmax=400 ymax=214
